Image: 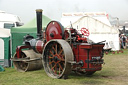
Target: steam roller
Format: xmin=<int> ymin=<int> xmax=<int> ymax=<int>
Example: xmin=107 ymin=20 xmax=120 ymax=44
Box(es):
xmin=11 ymin=9 xmax=105 ymax=79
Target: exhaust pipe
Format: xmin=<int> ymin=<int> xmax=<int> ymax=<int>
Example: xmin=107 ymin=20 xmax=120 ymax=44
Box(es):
xmin=36 ymin=9 xmax=43 ymax=39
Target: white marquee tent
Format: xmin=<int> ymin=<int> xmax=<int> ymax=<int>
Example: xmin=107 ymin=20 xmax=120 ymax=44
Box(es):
xmin=61 ymin=12 xmax=120 ymax=51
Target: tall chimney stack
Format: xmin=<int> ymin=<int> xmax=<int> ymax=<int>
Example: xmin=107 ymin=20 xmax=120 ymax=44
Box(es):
xmin=36 ymin=9 xmax=43 ymax=39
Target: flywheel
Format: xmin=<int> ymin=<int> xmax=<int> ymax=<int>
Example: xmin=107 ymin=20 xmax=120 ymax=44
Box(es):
xmin=45 ymin=21 xmax=64 ymax=41
xmin=42 ymin=39 xmax=74 ymax=78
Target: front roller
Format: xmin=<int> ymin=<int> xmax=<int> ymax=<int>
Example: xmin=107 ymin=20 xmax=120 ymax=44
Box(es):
xmin=42 ymin=39 xmax=74 ymax=79
xmin=12 ymin=50 xmax=43 ymax=72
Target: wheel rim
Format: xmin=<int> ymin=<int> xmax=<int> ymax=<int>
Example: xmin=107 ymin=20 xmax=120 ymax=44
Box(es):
xmin=43 ymin=39 xmax=74 ymax=78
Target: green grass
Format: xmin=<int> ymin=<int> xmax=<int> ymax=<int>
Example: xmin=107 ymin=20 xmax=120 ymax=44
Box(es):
xmin=0 ymin=49 xmax=128 ymax=85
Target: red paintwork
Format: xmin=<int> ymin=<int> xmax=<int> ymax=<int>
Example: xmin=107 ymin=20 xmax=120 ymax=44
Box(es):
xmin=79 ymin=43 xmax=92 ymax=49
xmin=36 ymin=40 xmax=44 ymax=54
xmin=46 ymin=21 xmax=63 ymax=41
xmin=16 ymin=46 xmax=31 ymax=58
xmin=81 ymin=28 xmax=90 ymax=36
xmin=87 ymin=44 xmax=104 ymax=71
xmin=64 ymin=30 xmax=69 ymax=39
xmin=76 ymin=35 xmax=87 ymax=42
xmin=72 ymin=43 xmax=104 ymax=71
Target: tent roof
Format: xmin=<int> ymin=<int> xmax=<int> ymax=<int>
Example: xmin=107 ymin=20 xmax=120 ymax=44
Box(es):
xmin=66 ymin=16 xmax=119 ymax=34
xmin=0 ymin=12 xmax=20 ymax=22
xmin=0 ymin=28 xmax=10 ymax=37
xmin=93 ymin=16 xmax=111 ymax=26
xmin=11 ymin=15 xmax=51 ymax=33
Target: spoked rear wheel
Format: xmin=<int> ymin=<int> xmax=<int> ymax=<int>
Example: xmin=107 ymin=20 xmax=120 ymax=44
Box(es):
xmin=43 ymin=39 xmax=74 ymax=79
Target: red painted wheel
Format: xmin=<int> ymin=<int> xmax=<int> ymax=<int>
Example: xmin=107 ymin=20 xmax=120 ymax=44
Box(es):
xmin=43 ymin=39 xmax=74 ymax=78
xmin=81 ymin=28 xmax=89 ymax=36
xmin=45 ymin=21 xmax=64 ymax=41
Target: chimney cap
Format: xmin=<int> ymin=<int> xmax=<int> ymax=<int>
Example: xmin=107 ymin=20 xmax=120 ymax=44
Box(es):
xmin=36 ymin=9 xmax=43 ymax=12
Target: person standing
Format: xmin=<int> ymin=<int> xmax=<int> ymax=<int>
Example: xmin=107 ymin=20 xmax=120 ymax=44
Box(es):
xmin=120 ymin=34 xmax=127 ymax=49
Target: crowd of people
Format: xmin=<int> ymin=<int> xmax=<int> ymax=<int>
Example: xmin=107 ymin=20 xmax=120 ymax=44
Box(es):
xmin=119 ymin=34 xmax=128 ymax=49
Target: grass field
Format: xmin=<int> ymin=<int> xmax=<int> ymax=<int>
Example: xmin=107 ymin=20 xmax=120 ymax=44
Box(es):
xmin=0 ymin=49 xmax=128 ymax=85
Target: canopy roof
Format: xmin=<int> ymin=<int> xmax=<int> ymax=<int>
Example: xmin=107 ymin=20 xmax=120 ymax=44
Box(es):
xmin=11 ymin=15 xmax=51 ymax=33
xmin=65 ymin=16 xmax=119 ymax=34
xmin=0 ymin=11 xmax=21 ymax=22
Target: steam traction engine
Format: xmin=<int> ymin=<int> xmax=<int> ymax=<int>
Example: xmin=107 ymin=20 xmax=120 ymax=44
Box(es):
xmin=11 ymin=9 xmax=105 ymax=79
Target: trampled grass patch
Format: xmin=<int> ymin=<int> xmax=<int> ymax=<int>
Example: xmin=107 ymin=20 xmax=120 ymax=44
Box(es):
xmin=0 ymin=49 xmax=128 ymax=85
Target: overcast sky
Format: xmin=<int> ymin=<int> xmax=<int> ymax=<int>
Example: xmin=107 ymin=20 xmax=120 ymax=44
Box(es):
xmin=0 ymin=0 xmax=128 ymax=23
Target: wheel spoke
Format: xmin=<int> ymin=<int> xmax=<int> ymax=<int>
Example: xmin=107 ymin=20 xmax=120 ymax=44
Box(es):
xmin=60 ymin=55 xmax=65 ymax=60
xmin=56 ymin=44 xmax=57 ymax=54
xmin=58 ymin=63 xmax=63 ymax=71
xmin=61 ymin=58 xmax=65 ymax=61
xmin=50 ymin=50 xmax=54 ymax=56
xmin=56 ymin=55 xmax=65 ymax=62
xmin=52 ymin=46 xmax=57 ymax=54
xmin=48 ymin=56 xmax=53 ymax=59
xmin=51 ymin=62 xmax=57 ymax=70
xmin=59 ymin=56 xmax=65 ymax=61
xmin=55 ymin=64 xmax=57 ymax=74
xmin=49 ymin=60 xmax=55 ymax=65
xmin=59 ymin=49 xmax=63 ymax=55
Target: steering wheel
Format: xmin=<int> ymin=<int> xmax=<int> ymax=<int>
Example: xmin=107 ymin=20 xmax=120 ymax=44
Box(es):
xmin=81 ymin=28 xmax=89 ymax=36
